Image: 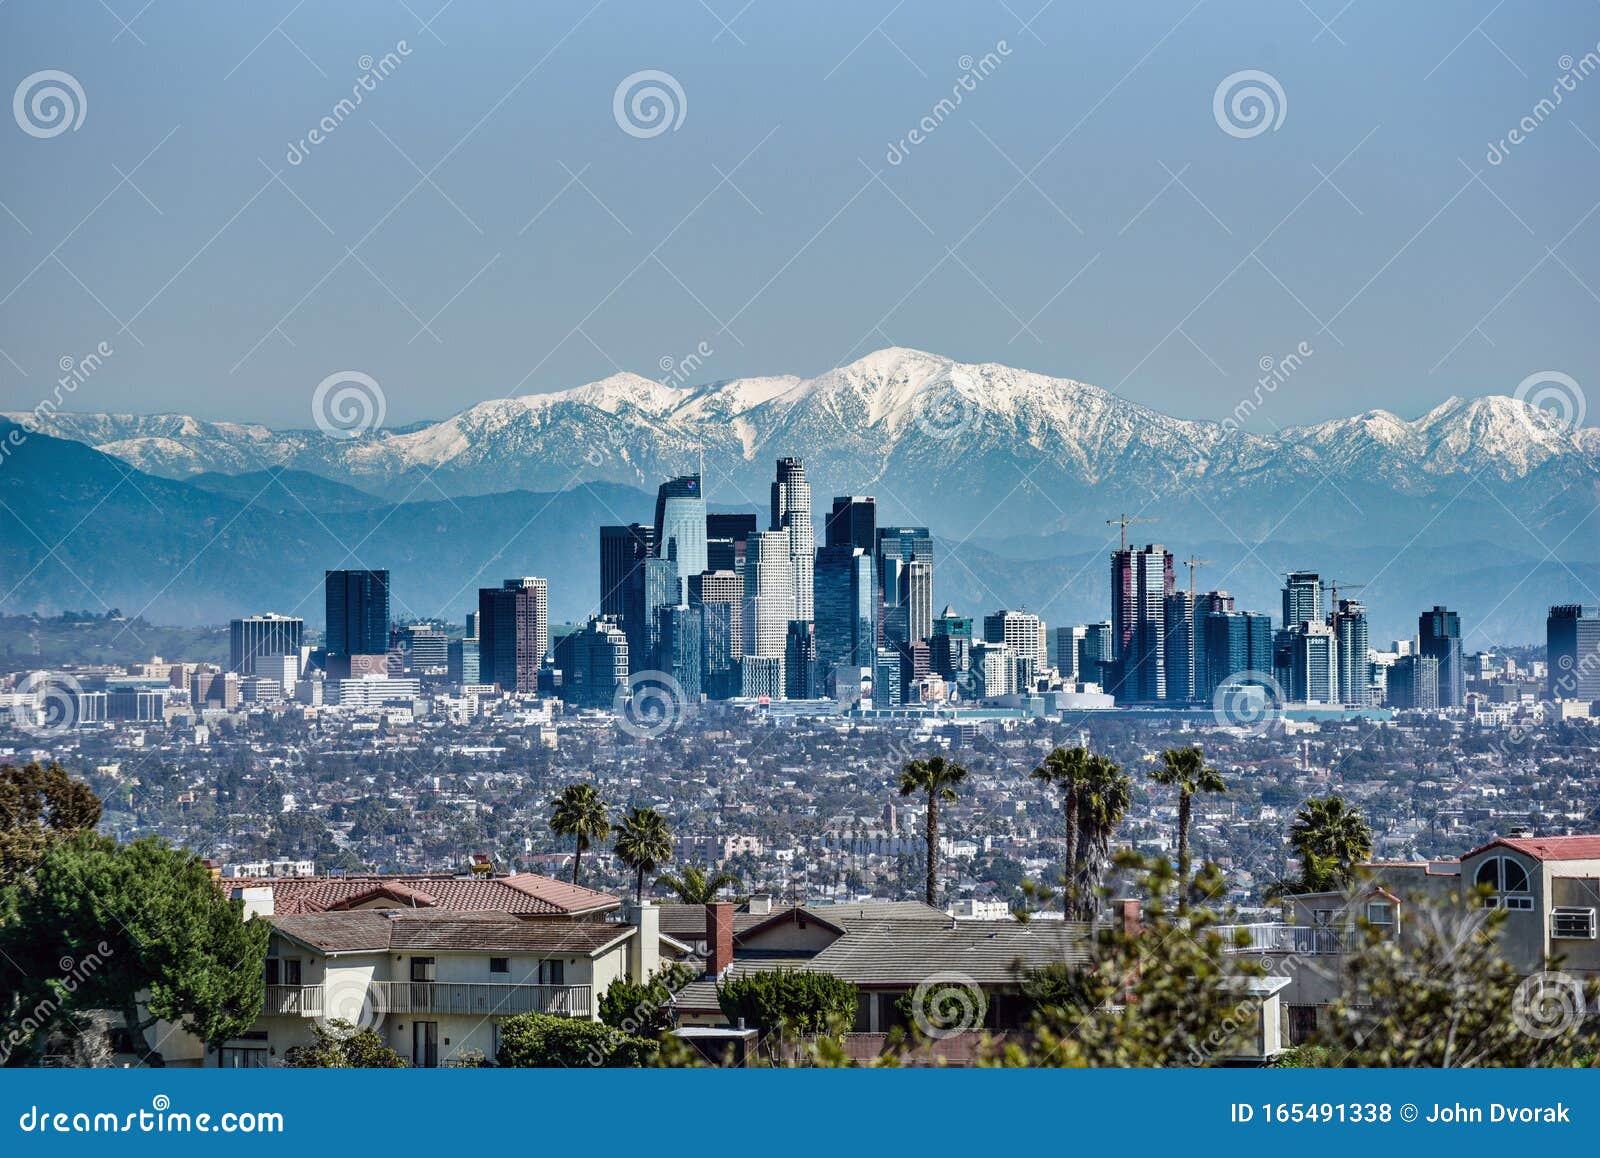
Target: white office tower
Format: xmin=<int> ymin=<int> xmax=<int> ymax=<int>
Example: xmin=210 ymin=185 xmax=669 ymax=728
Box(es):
xmin=904 ymin=560 xmax=933 ymax=645
xmin=743 ymin=531 xmax=794 ymax=664
xmin=771 ymin=457 xmax=814 ymax=622
xmin=983 ymin=609 xmax=1047 ymax=672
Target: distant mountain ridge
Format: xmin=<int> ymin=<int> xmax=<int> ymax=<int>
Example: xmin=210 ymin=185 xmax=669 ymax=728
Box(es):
xmin=4 ymin=348 xmax=1597 ymax=641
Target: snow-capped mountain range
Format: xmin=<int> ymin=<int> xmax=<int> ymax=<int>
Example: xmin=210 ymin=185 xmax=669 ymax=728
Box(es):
xmin=9 ymin=347 xmax=1598 ymax=543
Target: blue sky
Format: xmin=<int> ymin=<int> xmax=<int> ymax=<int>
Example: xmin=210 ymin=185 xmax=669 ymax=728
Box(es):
xmin=1 ymin=1 xmax=1597 ymax=428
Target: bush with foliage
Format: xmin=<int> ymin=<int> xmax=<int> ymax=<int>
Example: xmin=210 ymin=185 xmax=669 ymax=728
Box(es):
xmin=283 ymin=1020 xmax=407 ymax=1068
xmin=599 ymin=962 xmax=695 ymax=1036
xmin=495 ymin=1013 xmax=657 ymax=1067
xmin=716 ymin=969 xmax=858 ymax=1036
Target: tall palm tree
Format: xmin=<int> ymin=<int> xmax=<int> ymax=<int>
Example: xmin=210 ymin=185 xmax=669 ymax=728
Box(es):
xmin=548 ymin=783 xmax=609 ymax=886
xmin=1031 ymin=746 xmax=1091 ymax=916
xmin=655 ymin=863 xmax=741 ymax=905
xmin=1074 ymin=753 xmax=1132 ymax=920
xmin=1150 ymin=745 xmax=1226 ymax=908
xmin=1289 ymin=795 xmax=1373 ymax=892
xmin=897 ymin=755 xmax=969 ymax=907
xmin=613 ymin=806 xmax=673 ymax=904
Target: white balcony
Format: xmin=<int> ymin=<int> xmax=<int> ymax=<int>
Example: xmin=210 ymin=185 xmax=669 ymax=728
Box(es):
xmin=1217 ymin=923 xmax=1346 ymax=955
xmin=371 ymin=981 xmax=591 ymax=1018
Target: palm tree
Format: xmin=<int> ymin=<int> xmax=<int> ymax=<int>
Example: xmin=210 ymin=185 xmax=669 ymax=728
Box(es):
xmin=548 ymin=783 xmax=609 ymax=886
xmin=613 ymin=806 xmax=673 ymax=904
xmin=1074 ymin=754 xmax=1132 ymax=919
xmin=1031 ymin=746 xmax=1091 ymax=916
xmin=1289 ymin=795 xmax=1373 ymax=892
xmin=655 ymin=863 xmax=741 ymax=905
xmin=1150 ymin=745 xmax=1226 ymax=908
xmin=897 ymin=755 xmax=969 ymax=907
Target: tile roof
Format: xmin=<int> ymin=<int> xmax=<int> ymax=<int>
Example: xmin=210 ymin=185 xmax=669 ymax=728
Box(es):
xmin=1463 ymin=835 xmax=1600 ymax=862
xmin=270 ymin=909 xmax=635 ymax=955
xmin=229 ymin=872 xmax=621 ymax=916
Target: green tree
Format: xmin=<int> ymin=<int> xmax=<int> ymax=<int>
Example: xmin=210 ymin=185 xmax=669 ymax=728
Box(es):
xmin=993 ymin=856 xmax=1267 ymax=1067
xmin=496 ymin=1012 xmax=657 ymax=1067
xmin=1150 ymin=745 xmax=1225 ymax=908
xmin=0 ymin=761 xmax=101 ymax=887
xmin=598 ymin=962 xmax=696 ymax=1036
xmin=1287 ymin=795 xmax=1373 ymax=893
xmin=716 ymin=968 xmax=858 ymax=1036
xmin=655 ymin=864 xmax=741 ymax=905
xmin=612 ymin=806 xmax=672 ymax=904
xmin=282 ymin=1019 xmax=407 ymax=1068
xmin=1315 ymin=892 xmax=1599 ymax=1067
xmin=897 ymin=755 xmax=968 ymax=907
xmin=0 ymin=833 xmax=269 ymax=1064
xmin=1076 ymin=754 xmax=1132 ymax=918
xmin=1031 ymin=746 xmax=1090 ymax=917
xmin=548 ymin=783 xmax=609 ymax=886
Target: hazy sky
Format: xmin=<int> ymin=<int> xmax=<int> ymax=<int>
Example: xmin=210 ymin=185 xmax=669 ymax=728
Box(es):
xmin=1 ymin=1 xmax=1597 ymax=429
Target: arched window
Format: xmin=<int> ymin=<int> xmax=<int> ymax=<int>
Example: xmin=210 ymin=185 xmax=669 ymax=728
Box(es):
xmin=1474 ymin=855 xmax=1533 ymax=909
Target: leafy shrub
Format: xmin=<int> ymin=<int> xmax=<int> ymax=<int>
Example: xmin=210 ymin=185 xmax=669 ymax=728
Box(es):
xmin=495 ymin=1013 xmax=658 ymax=1068
xmin=599 ymin=962 xmax=696 ymax=1036
xmin=716 ymin=969 xmax=857 ymax=1035
xmin=282 ymin=1019 xmax=407 ymax=1068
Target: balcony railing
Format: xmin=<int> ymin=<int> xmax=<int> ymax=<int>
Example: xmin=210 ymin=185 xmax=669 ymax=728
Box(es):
xmin=1217 ymin=924 xmax=1346 ymax=955
xmin=371 ymin=982 xmax=591 ymax=1018
xmin=262 ymin=985 xmax=324 ymax=1016
xmin=260 ymin=981 xmax=591 ymax=1019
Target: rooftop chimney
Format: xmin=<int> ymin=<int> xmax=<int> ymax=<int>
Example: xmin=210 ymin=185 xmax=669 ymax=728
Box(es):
xmin=1119 ymin=898 xmax=1141 ymax=939
xmin=706 ymin=902 xmax=734 ymax=980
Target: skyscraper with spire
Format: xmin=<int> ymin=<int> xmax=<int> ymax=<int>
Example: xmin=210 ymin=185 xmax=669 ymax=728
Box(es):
xmin=653 ymin=474 xmax=707 ymax=603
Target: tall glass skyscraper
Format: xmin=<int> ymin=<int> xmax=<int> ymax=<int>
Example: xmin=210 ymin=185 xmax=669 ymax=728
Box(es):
xmin=1282 ymin=571 xmax=1322 ymax=628
xmin=877 ymin=526 xmax=933 ymax=645
xmin=825 ymin=496 xmax=877 ymax=550
xmin=478 ymin=577 xmax=548 ymax=693
xmin=742 ymin=531 xmax=793 ymax=679
xmin=1110 ymin=544 xmax=1173 ymax=703
xmin=325 ymin=569 xmax=390 ymax=658
xmin=599 ymin=523 xmax=653 ymax=618
xmin=1333 ymin=598 xmax=1370 ymax=705
xmin=1418 ymin=604 xmax=1464 ymax=707
xmin=653 ymin=475 xmax=707 ymax=602
xmin=771 ymin=458 xmax=814 ymax=623
xmin=1548 ymin=605 xmax=1600 ymax=701
xmin=814 ymin=543 xmax=875 ymax=692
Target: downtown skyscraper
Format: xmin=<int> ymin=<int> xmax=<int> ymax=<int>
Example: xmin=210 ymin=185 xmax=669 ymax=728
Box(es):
xmin=653 ymin=475 xmax=707 ymax=602
xmin=478 ymin=577 xmax=549 ymax=693
xmin=1110 ymin=544 xmax=1174 ymax=702
xmin=324 ymin=569 xmax=390 ymax=660
xmin=771 ymin=458 xmax=814 ymax=623
xmin=1419 ymin=605 xmax=1464 ymax=708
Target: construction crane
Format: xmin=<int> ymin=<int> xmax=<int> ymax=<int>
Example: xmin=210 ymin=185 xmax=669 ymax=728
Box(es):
xmin=1328 ymin=579 xmax=1367 ymax=616
xmin=1184 ymin=555 xmax=1211 ymax=607
xmin=1105 ymin=513 xmax=1156 ymax=553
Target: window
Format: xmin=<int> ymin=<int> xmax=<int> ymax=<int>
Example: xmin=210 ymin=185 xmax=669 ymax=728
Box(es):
xmin=1365 ymin=902 xmax=1394 ymax=925
xmin=1475 ymin=855 xmax=1531 ymax=894
xmin=217 ymin=1047 xmax=267 ymax=1068
xmin=411 ymin=957 xmax=436 ymax=982
xmin=489 ymin=957 xmax=510 ymax=975
xmin=1312 ymin=909 xmax=1334 ymax=927
xmin=537 ymin=959 xmax=565 ymax=986
xmin=263 ymin=959 xmax=279 ymax=986
xmin=283 ymin=958 xmax=302 ymax=986
xmin=1553 ymin=908 xmax=1597 ymax=939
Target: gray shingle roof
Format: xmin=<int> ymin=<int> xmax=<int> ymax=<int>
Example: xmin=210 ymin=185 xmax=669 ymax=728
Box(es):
xmin=271 ymin=909 xmax=634 ymax=956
